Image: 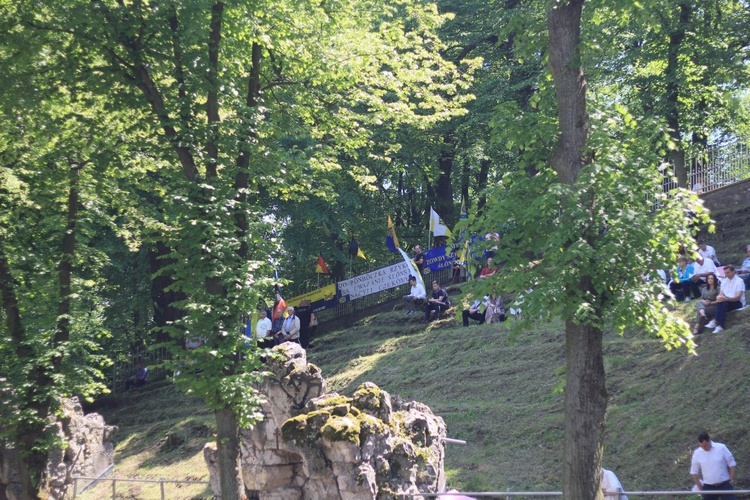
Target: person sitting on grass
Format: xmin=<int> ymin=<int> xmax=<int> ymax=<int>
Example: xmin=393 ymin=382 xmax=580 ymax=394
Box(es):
xmin=402 ymin=275 xmax=426 ymax=316
xmin=125 ymin=362 xmax=149 ymax=390
xmin=423 ymin=280 xmax=450 ymax=324
xmin=705 ymin=265 xmax=746 ymax=334
xmin=462 ymin=296 xmax=487 ymax=326
xmin=669 ymin=256 xmax=694 ymax=301
xmin=485 ymin=293 xmax=506 ymax=324
xmin=690 ymin=254 xmax=717 ymax=298
xmin=737 ymin=244 xmax=750 ymax=287
xmin=694 ymin=273 xmax=720 ymax=335
xmin=478 ymin=257 xmax=498 ymax=280
xmin=698 ymin=240 xmax=720 ymax=267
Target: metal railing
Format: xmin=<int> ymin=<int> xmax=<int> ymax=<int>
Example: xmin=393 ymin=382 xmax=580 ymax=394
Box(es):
xmin=72 ymin=475 xmax=209 ymax=499
xmin=110 ymin=345 xmax=171 ymax=394
xmin=413 ymin=488 xmax=750 ymax=498
xmin=663 ymin=139 xmax=750 ymax=194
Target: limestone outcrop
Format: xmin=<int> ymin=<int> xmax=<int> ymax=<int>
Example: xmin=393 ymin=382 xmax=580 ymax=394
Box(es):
xmin=0 ymin=397 xmax=116 ymax=500
xmin=204 ymin=343 xmax=447 ymax=499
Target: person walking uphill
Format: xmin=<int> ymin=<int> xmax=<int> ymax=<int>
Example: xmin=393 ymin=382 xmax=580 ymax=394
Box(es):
xmin=423 ymin=280 xmax=450 ymax=324
xmin=691 ymin=432 xmax=737 ymax=500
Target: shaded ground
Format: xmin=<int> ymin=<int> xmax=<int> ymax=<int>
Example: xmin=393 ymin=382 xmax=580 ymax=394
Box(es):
xmin=81 ymin=383 xmax=214 ymax=499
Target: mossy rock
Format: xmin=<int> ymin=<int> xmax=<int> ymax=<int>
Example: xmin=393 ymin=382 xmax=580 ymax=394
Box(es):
xmin=281 ymin=409 xmax=332 ymax=446
xmin=352 ymin=382 xmax=383 ymax=414
xmin=307 ymin=393 xmax=350 ymax=411
xmin=357 ymin=413 xmax=387 ymax=436
xmin=321 ymin=415 xmax=361 ymax=443
xmin=281 ymin=414 xmax=317 ymax=446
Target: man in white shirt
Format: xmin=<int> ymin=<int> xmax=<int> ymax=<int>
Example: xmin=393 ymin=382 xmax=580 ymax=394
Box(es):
xmin=690 ymin=254 xmax=717 ymax=298
xmin=705 ymin=265 xmax=746 ymax=333
xmin=601 ymin=468 xmax=627 ymax=500
xmin=402 ymin=275 xmax=426 ymax=315
xmin=255 ymin=310 xmax=273 ymax=348
xmin=698 ymin=241 xmax=720 ymax=267
xmin=690 ymin=432 xmax=736 ymax=500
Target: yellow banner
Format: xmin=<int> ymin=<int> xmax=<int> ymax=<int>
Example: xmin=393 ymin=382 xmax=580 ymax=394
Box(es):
xmin=287 ymin=284 xmax=337 ymax=308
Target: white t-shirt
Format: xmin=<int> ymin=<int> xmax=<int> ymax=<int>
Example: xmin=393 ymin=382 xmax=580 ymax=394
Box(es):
xmin=601 ymin=469 xmax=627 ymax=500
xmin=720 ymin=275 xmax=746 ymax=307
xmin=409 ymin=284 xmax=426 ymax=299
xmin=699 ymin=245 xmax=718 ymax=263
xmin=690 ymin=441 xmax=736 ymax=485
xmin=692 ymin=259 xmax=716 ymax=276
xmin=255 ymin=317 xmax=272 ymax=339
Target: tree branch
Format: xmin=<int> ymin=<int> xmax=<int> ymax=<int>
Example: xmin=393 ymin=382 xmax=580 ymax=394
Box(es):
xmin=205 ymin=1 xmax=224 ymax=180
xmin=91 ymin=0 xmax=200 ymax=182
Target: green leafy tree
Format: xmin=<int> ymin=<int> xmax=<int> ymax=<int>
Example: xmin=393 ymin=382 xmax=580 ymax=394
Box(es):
xmin=585 ymin=0 xmax=750 ymax=187
xmin=7 ymin=1 xmax=473 ymax=497
xmin=0 ymin=79 xmax=126 ymax=497
xmin=460 ymin=0 xmax=710 ymax=497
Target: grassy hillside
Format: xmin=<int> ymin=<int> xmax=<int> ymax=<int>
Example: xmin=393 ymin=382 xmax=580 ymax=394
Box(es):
xmin=307 ymin=302 xmax=750 ymax=493
xmin=84 ymin=300 xmax=749 ymax=497
xmin=80 ymin=385 xmax=214 ymax=499
xmin=85 ymin=193 xmax=750 ymax=497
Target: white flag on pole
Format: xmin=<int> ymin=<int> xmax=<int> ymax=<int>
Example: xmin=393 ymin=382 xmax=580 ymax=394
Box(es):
xmin=429 ymin=207 xmax=451 ymax=237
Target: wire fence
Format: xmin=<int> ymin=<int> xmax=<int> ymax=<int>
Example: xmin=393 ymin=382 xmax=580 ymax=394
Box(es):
xmin=72 ymin=475 xmax=210 ymax=499
xmin=664 ymin=139 xmax=750 ymax=194
xmin=110 ymin=344 xmax=171 ymax=394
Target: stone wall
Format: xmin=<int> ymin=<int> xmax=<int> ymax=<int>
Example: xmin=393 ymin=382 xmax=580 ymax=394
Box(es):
xmin=701 ymin=177 xmax=750 ymax=213
xmin=697 ymin=178 xmax=750 ymax=259
xmin=204 ymin=343 xmax=447 ymax=499
xmin=0 ymin=398 xmax=116 ymax=500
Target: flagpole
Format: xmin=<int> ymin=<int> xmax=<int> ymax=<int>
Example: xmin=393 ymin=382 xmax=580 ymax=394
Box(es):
xmin=427 ymin=206 xmax=432 ymax=250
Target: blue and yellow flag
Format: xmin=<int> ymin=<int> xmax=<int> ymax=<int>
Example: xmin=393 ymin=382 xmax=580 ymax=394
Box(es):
xmin=385 ymin=216 xmax=399 ymax=253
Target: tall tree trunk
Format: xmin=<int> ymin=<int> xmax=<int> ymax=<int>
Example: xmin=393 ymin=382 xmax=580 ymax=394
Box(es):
xmin=0 ymin=164 xmax=81 ymax=498
xmin=460 ymin=158 xmax=470 ymax=210
xmin=215 ymin=408 xmax=245 ymax=499
xmin=149 ymin=241 xmax=186 ymax=343
xmin=0 ymin=237 xmax=46 ymax=498
xmin=476 ymin=159 xmax=490 ymax=213
xmin=547 ymin=1 xmax=607 ymax=499
xmin=564 ymin=317 xmax=607 ymax=500
xmin=665 ymin=2 xmax=692 ymax=188
xmin=52 ymin=164 xmax=79 ymax=371
xmin=435 ymin=133 xmax=456 ymax=226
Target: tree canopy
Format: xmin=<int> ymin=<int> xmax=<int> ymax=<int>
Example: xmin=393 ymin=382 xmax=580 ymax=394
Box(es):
xmin=1 ymin=0 xmax=749 ymax=497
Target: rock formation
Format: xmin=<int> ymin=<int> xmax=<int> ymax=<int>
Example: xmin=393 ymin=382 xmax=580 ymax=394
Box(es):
xmin=204 ymin=343 xmax=447 ymax=499
xmin=0 ymin=397 xmax=116 ymax=500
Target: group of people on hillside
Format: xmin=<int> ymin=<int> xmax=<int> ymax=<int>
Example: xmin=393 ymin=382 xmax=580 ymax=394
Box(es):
xmin=461 ymin=293 xmax=506 ymax=326
xmin=251 ymin=299 xmax=317 ymax=349
xmin=402 ymin=276 xmax=452 ymax=324
xmin=666 ymin=241 xmax=748 ymax=335
xmin=405 ymin=247 xmax=517 ymax=326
